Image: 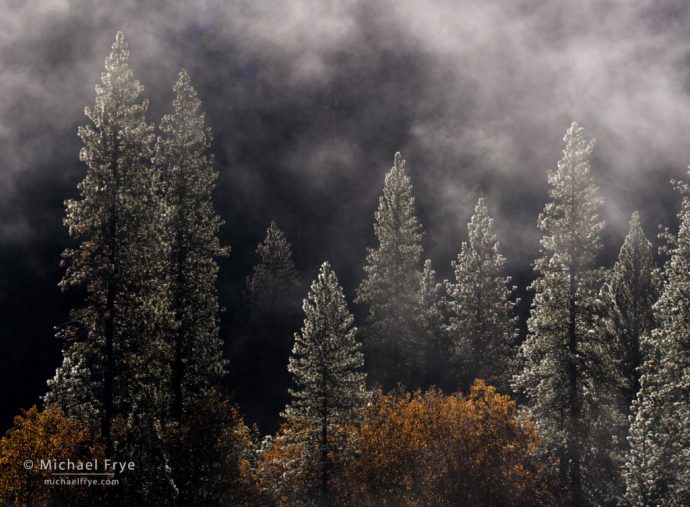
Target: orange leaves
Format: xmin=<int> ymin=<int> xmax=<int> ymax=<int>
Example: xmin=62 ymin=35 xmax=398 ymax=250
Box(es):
xmin=341 ymin=381 xmax=555 ymax=506
xmin=258 ymin=382 xmax=557 ymax=505
xmin=0 ymin=405 xmax=104 ymax=507
xmin=0 ymin=391 xmax=556 ymax=506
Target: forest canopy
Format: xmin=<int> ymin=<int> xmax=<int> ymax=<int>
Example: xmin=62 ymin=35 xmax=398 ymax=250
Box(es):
xmin=1 ymin=26 xmax=690 ymax=507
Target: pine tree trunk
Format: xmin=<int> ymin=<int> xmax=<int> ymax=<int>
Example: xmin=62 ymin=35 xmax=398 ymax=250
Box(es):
xmin=102 ymin=130 xmax=120 ymax=455
xmin=103 ymin=269 xmax=115 ymax=455
xmin=631 ymin=260 xmax=641 ymax=401
xmin=567 ymin=265 xmax=583 ymax=507
xmin=172 ymin=212 xmax=185 ymax=422
xmin=321 ymin=367 xmax=329 ymax=507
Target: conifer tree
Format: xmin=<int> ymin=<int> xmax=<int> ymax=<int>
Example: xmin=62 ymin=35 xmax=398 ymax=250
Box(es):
xmin=445 ymin=197 xmax=517 ymax=392
xmin=415 ymin=259 xmax=447 ymax=388
xmin=237 ymin=221 xmax=300 ymax=430
xmin=155 ymin=69 xmax=228 ymax=421
xmin=168 ymin=392 xmax=255 ymax=506
xmin=624 ymin=175 xmax=690 ymax=506
xmin=247 ymin=221 xmax=299 ymax=315
xmin=514 ymin=122 xmax=625 ymax=506
xmin=283 ymin=261 xmax=366 ymax=504
xmin=610 ymin=211 xmax=657 ymax=407
xmin=45 ymin=32 xmax=172 ymax=453
xmin=356 ymin=152 xmax=424 ymax=389
xmin=117 ymin=386 xmax=178 ymax=506
xmin=623 ymin=346 xmax=666 ymax=507
xmin=154 ymin=70 xmax=231 ymax=505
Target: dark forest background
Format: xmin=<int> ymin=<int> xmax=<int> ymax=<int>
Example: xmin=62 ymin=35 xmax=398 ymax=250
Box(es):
xmin=2 ymin=0 xmax=690 ymax=433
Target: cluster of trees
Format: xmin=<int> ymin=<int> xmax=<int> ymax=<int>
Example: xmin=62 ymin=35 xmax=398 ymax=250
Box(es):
xmin=2 ymin=33 xmax=246 ymax=506
xmin=257 ymin=381 xmax=556 ymax=506
xmin=0 ymin=32 xmax=689 ymax=506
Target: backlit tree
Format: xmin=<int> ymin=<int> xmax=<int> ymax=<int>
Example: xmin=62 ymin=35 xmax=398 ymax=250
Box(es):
xmin=155 ymin=68 xmax=229 ymax=421
xmin=609 ymin=211 xmax=657 ymax=407
xmin=356 ymin=152 xmax=424 ymax=389
xmin=45 ymin=32 xmax=172 ymax=453
xmin=282 ymin=261 xmax=366 ymax=504
xmin=514 ymin=122 xmax=625 ymax=505
xmin=445 ymin=197 xmax=517 ymax=391
xmin=624 ymin=175 xmax=690 ymax=506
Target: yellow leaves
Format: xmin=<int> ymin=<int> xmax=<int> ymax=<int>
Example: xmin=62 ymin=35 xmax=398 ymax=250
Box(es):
xmin=341 ymin=381 xmax=554 ymax=506
xmin=1 ymin=388 xmax=553 ymax=506
xmin=256 ymin=383 xmax=555 ymax=505
xmin=0 ymin=405 xmax=104 ymax=507
xmin=256 ymin=422 xmax=321 ymax=506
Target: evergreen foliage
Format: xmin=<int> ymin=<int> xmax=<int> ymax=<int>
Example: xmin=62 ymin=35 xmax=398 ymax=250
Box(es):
xmin=445 ymin=197 xmax=517 ymax=392
xmin=116 ymin=387 xmax=178 ymax=507
xmin=415 ymin=259 xmax=448 ymax=388
xmin=45 ymin=32 xmax=173 ymax=453
xmin=283 ymin=261 xmax=367 ymax=504
xmin=514 ymin=122 xmax=625 ymax=506
xmin=609 ymin=211 xmax=657 ymax=407
xmin=155 ymin=68 xmax=229 ymax=420
xmin=356 ymin=152 xmax=424 ymax=389
xmin=236 ymin=221 xmax=301 ymax=431
xmin=247 ymin=221 xmax=300 ymax=315
xmin=29 ymin=30 xmax=690 ymax=504
xmin=624 ymin=175 xmax=690 ymax=506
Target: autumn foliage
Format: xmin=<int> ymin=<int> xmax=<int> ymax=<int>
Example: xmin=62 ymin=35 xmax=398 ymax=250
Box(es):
xmin=341 ymin=381 xmax=553 ymax=506
xmin=0 ymin=405 xmax=105 ymax=507
xmin=257 ymin=381 xmax=556 ymax=506
xmin=255 ymin=422 xmax=321 ymax=505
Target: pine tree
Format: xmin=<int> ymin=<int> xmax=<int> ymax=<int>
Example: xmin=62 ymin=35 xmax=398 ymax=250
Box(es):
xmin=610 ymin=211 xmax=657 ymax=407
xmin=514 ymin=122 xmax=625 ymax=506
xmin=624 ymin=175 xmax=690 ymax=506
xmin=415 ymin=259 xmax=448 ymax=388
xmin=247 ymin=221 xmax=299 ymax=315
xmin=117 ymin=386 xmax=178 ymax=506
xmin=155 ymin=69 xmax=228 ymax=421
xmin=45 ymin=32 xmax=172 ymax=453
xmin=168 ymin=392 xmax=255 ymax=507
xmin=155 ymin=69 xmax=231 ymax=505
xmin=356 ymin=152 xmax=424 ymax=389
xmin=283 ymin=261 xmax=366 ymax=504
xmin=236 ymin=221 xmax=300 ymax=431
xmin=623 ymin=347 xmax=666 ymax=507
xmin=445 ymin=197 xmax=517 ymax=392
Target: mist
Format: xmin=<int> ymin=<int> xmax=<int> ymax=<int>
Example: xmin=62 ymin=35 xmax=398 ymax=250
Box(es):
xmin=1 ymin=0 xmax=690 ymax=429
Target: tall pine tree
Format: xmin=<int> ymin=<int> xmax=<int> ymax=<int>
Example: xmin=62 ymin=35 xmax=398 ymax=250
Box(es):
xmin=45 ymin=32 xmax=172 ymax=453
xmin=235 ymin=221 xmax=300 ymax=431
xmin=117 ymin=385 xmax=178 ymax=506
xmin=444 ymin=197 xmax=517 ymax=392
xmin=155 ymin=69 xmax=233 ymax=505
xmin=514 ymin=122 xmax=625 ymax=506
xmin=610 ymin=211 xmax=657 ymax=407
xmin=624 ymin=176 xmax=690 ymax=506
xmin=356 ymin=152 xmax=424 ymax=389
xmin=155 ymin=68 xmax=228 ymax=421
xmin=283 ymin=261 xmax=366 ymax=504
xmin=415 ymin=259 xmax=448 ymax=389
